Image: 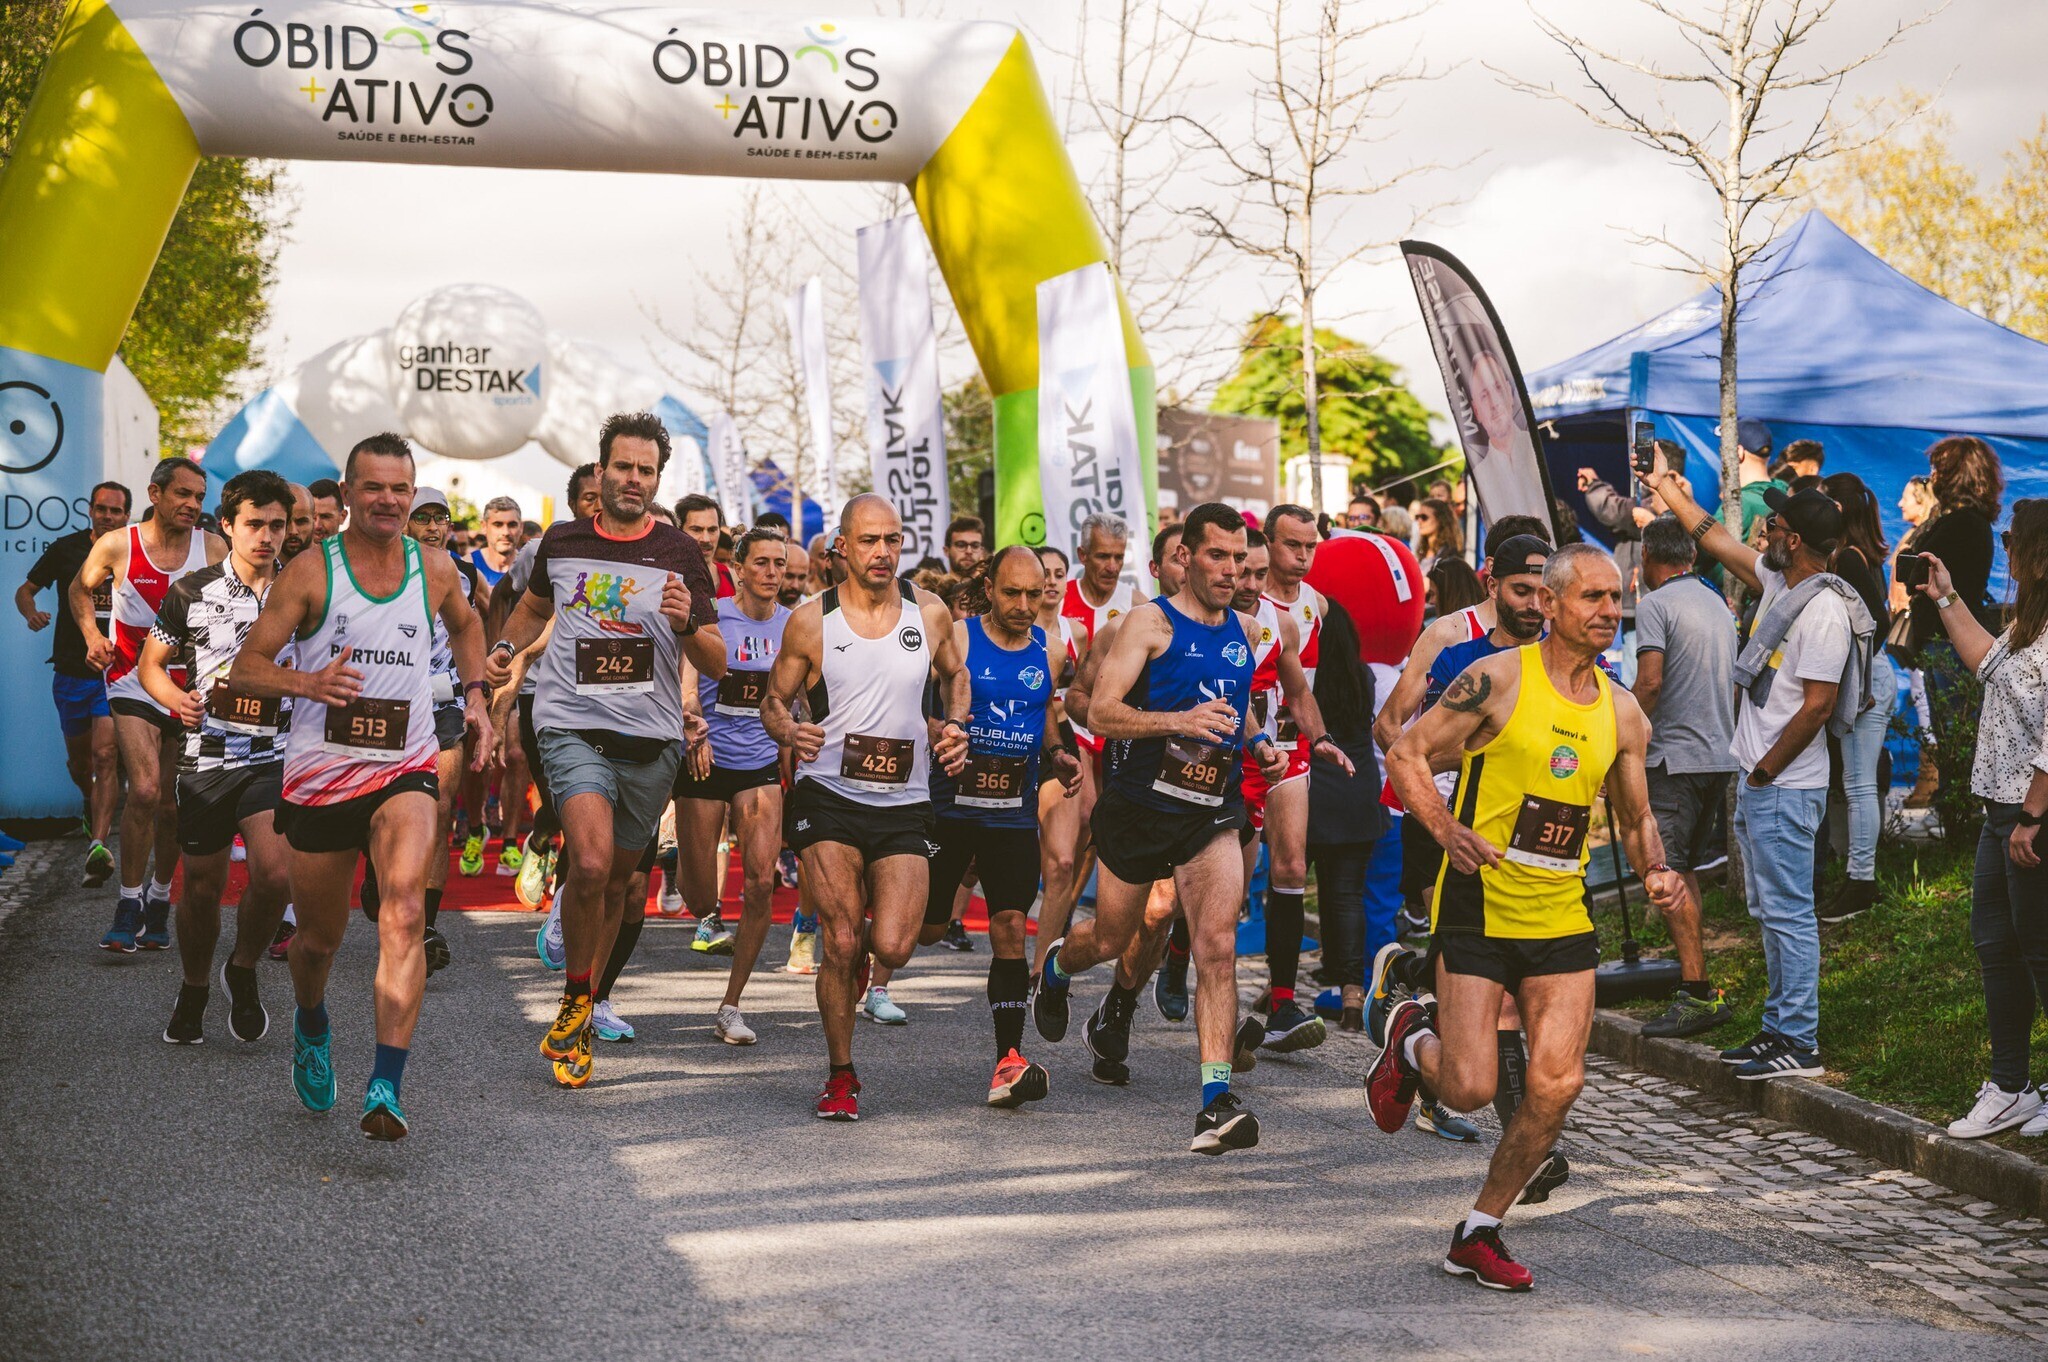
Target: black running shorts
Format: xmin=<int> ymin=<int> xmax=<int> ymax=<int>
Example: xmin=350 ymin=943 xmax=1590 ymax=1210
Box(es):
xmin=926 ymin=818 xmax=1039 ymax=925
xmin=674 ymin=759 xmax=781 ymax=804
xmin=177 ymin=763 xmax=282 ymax=856
xmin=1090 ymin=787 xmax=1244 ymax=886
xmin=787 ymin=779 xmax=936 ymax=863
xmin=111 ymin=695 xmax=181 ymax=736
xmin=434 ymin=703 xmax=465 ymax=752
xmin=276 ymin=770 xmax=439 ymax=855
xmin=1436 ymin=930 xmax=1598 ymax=989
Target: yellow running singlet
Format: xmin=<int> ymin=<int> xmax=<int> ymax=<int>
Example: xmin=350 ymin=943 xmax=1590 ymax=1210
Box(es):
xmin=1432 ymin=644 xmax=1618 ymax=940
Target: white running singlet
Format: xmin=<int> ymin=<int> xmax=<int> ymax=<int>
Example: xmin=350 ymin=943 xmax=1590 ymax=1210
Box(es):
xmin=282 ymin=536 xmax=437 ymax=806
xmin=805 ymin=582 xmax=933 ymax=809
xmin=106 ymin=524 xmax=208 ymax=708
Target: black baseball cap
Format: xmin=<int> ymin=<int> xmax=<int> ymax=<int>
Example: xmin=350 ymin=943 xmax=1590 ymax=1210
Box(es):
xmin=1761 ymin=485 xmax=1843 ymax=546
xmin=1491 ymin=534 xmax=1551 ymax=580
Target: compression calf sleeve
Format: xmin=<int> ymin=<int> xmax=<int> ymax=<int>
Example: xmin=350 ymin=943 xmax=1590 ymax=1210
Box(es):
xmin=1265 ymin=888 xmax=1306 ymax=1001
xmin=1494 ymin=1029 xmax=1527 ymax=1130
xmin=988 ymin=956 xmax=1029 ymax=1057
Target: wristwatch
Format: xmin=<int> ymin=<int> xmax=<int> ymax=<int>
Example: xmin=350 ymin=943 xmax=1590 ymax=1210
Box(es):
xmin=1936 ymin=590 xmax=1962 ymax=611
xmin=2020 ymin=810 xmax=2045 ymax=828
xmin=488 ymin=639 xmax=515 ymax=658
xmin=1748 ymin=765 xmax=1775 ymax=787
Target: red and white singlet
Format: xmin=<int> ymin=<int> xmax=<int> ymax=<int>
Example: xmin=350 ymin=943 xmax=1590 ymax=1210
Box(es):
xmin=105 ymin=524 xmax=208 ymax=708
xmin=1262 ymin=581 xmax=1325 ymax=785
xmin=1060 ymin=577 xmax=1135 ymax=752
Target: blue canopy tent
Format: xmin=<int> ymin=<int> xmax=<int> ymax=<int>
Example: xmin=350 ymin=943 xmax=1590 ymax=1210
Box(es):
xmin=1527 ymin=211 xmax=2047 ymax=585
xmin=749 ymin=462 xmax=827 ymax=544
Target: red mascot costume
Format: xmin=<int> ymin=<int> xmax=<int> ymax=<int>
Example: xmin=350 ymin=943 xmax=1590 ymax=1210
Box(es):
xmin=1307 ymin=531 xmax=1425 ymax=666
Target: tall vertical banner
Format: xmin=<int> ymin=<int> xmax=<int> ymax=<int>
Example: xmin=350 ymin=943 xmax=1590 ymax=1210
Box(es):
xmin=705 ymin=412 xmax=752 ymax=526
xmin=1401 ymin=241 xmax=1559 ymax=536
xmin=1037 ymin=263 xmax=1149 ymax=592
xmin=786 ymin=276 xmax=837 ymax=521
xmin=857 ymin=215 xmax=950 ymax=563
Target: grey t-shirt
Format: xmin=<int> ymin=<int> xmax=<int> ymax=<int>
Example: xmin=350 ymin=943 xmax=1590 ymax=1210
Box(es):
xmin=1634 ymin=573 xmax=1738 ymax=774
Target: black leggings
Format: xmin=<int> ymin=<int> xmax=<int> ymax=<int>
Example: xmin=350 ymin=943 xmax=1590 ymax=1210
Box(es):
xmin=517 ymin=693 xmax=560 ymax=844
xmin=1974 ymin=802 xmax=2048 ymax=1091
xmin=1310 ymin=842 xmax=1373 ymax=987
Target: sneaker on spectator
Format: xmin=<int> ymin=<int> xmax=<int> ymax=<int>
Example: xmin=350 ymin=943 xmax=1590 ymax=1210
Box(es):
xmin=1949 ymin=1081 xmax=2043 ymax=1139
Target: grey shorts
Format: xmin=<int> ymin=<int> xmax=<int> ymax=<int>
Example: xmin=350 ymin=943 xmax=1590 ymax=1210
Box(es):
xmin=536 ymin=727 xmax=682 ymax=852
xmin=1645 ymin=765 xmax=1731 ymax=873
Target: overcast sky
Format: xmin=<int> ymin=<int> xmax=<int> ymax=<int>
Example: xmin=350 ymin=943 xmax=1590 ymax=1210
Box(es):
xmin=250 ymin=0 xmax=2045 ymax=504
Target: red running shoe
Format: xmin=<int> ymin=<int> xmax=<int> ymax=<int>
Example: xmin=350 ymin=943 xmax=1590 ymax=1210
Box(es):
xmin=266 ymin=920 xmax=296 ymax=962
xmin=1443 ymin=1221 xmax=1534 ymax=1291
xmin=1364 ymin=998 xmax=1431 ymax=1133
xmin=816 ymin=1070 xmax=862 ymax=1121
xmin=987 ymin=1049 xmax=1050 ymax=1108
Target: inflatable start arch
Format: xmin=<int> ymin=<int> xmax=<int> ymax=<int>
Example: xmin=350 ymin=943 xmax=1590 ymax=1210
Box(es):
xmin=0 ymin=1 xmax=1150 ymax=815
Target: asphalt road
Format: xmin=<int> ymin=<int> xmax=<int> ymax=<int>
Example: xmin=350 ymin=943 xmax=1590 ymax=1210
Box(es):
xmin=1 ymin=866 xmax=2037 ymax=1361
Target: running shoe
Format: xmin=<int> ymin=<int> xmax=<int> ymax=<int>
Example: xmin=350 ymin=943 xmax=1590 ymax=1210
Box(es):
xmin=592 ymin=999 xmax=635 ymax=1043
xmin=82 ymin=841 xmax=114 ymax=888
xmin=514 ymin=836 xmax=553 ymax=909
xmin=941 ymin=920 xmax=974 ymax=952
xmin=222 ymin=961 xmax=267 ymax=1042
xmin=692 ymin=915 xmax=735 ymax=955
xmin=1154 ymin=951 xmax=1190 ymax=1022
xmin=1231 ymin=1015 xmax=1264 ymax=1073
xmin=1191 ymin=1090 xmax=1259 ymax=1154
xmin=1084 ymin=994 xmax=1133 ymax=1086
xmin=1718 ymin=1031 xmax=1781 ymax=1066
xmin=541 ymin=992 xmax=593 ymax=1061
xmin=863 ymin=986 xmax=907 ymax=1025
xmin=293 ymin=1020 xmax=335 ymax=1112
xmin=1734 ymin=1041 xmax=1823 ymax=1081
xmin=1443 ymin=1221 xmax=1533 ymax=1291
xmin=1518 ymin=1150 xmax=1571 ymax=1205
xmin=360 ymin=1079 xmax=409 ymax=1141
xmin=1033 ymin=940 xmax=1070 ymax=1042
xmin=776 ymin=848 xmax=801 ymax=888
xmin=1949 ymin=1081 xmax=2045 ymax=1139
xmin=162 ymin=986 xmax=206 ymax=1045
xmin=230 ymin=837 xmax=247 ymax=864
xmin=552 ymin=1021 xmax=594 ymax=1088
xmin=715 ymin=1003 xmax=756 ymax=1045
xmin=423 ymin=926 xmax=450 ymax=976
xmin=1641 ymin=987 xmax=1732 ymax=1039
xmin=267 ymin=917 xmax=296 ymax=961
xmin=458 ymin=833 xmax=485 ymax=877
xmin=138 ymin=894 xmax=172 ymax=950
xmin=1416 ymin=1099 xmax=1481 ymax=1143
xmin=2022 ymin=1098 xmax=2048 ymax=1138
xmin=498 ymin=842 xmax=523 ymax=874
xmin=536 ymin=902 xmax=565 ymax=971
xmin=1367 ymin=942 xmax=1414 ymax=1048
xmin=987 ymin=1049 xmax=1050 ymax=1108
xmin=1261 ymin=1000 xmax=1327 ymax=1054
xmin=1397 ymin=901 xmax=1431 ymax=940
xmin=100 ymin=897 xmax=143 ymax=953
xmin=816 ymin=1070 xmax=861 ymax=1121
xmin=655 ymin=877 xmax=690 ymax=919
xmin=783 ymin=926 xmax=819 ymax=975
xmin=1365 ymin=998 xmax=1431 ymax=1134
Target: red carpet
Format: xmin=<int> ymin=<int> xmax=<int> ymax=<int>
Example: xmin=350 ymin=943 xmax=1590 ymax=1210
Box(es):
xmin=182 ymin=842 xmax=1002 ymax=929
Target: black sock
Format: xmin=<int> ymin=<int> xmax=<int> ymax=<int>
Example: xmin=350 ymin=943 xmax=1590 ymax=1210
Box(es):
xmin=1168 ymin=918 xmax=1190 ymax=956
xmin=223 ymin=961 xmax=256 ymax=994
xmin=1494 ymin=1029 xmax=1527 ymax=1130
xmin=988 ymin=956 xmax=1029 ymax=1057
xmin=830 ymin=1061 xmax=856 ymax=1077
xmin=1107 ymin=980 xmax=1139 ymax=1019
xmin=1680 ymin=978 xmax=1714 ymax=999
xmin=598 ymin=911 xmax=645 ymax=1002
xmin=1265 ymin=888 xmax=1305 ymax=1001
xmin=424 ymin=887 xmax=442 ymax=929
xmin=177 ymin=982 xmax=208 ymax=1009
xmin=359 ymin=860 xmax=380 ymax=921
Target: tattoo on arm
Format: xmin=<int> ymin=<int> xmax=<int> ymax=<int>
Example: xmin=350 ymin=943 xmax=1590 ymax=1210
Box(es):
xmin=1442 ymin=670 xmax=1491 ymax=714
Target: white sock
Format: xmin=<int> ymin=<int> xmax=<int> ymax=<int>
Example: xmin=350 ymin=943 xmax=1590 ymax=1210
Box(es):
xmin=1403 ymin=1030 xmax=1427 ymax=1070
xmin=1464 ymin=1209 xmax=1502 ymax=1234
xmin=119 ymin=881 xmax=144 ymax=900
xmin=148 ymin=876 xmax=173 ymax=900
xmin=282 ymin=902 xmax=297 ymax=926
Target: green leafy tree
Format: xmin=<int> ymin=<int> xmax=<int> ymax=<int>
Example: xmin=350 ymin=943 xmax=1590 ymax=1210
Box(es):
xmin=2 ymin=0 xmax=289 ymax=451
xmin=1210 ymin=314 xmax=1444 ymax=488
xmin=943 ymin=373 xmax=994 ymax=525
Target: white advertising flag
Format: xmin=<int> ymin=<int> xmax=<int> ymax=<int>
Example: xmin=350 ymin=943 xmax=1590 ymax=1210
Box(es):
xmin=705 ymin=412 xmax=749 ymax=525
xmin=857 ymin=215 xmax=950 ymax=563
xmin=1037 ymin=263 xmax=1147 ymax=591
xmin=787 ymin=276 xmax=837 ymax=519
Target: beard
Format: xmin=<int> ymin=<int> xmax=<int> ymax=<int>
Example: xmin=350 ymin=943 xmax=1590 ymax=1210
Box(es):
xmin=1760 ymin=539 xmax=1791 ymax=572
xmin=1500 ymin=608 xmax=1545 ymax=642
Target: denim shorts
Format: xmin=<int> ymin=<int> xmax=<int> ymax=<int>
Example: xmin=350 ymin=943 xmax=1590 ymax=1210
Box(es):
xmin=536 ymin=727 xmax=681 ymax=852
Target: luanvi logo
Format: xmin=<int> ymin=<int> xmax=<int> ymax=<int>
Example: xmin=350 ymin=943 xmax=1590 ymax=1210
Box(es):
xmin=650 ymin=21 xmax=895 ymax=161
xmin=232 ymin=5 xmax=491 ymax=143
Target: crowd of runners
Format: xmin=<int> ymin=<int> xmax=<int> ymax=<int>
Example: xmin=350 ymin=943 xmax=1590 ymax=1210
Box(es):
xmin=28 ymin=412 xmax=1673 ymax=1293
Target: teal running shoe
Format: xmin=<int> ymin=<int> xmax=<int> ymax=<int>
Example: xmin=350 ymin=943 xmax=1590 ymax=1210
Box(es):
xmin=537 ymin=902 xmax=565 ymax=971
xmin=862 ymin=986 xmax=907 ymax=1025
xmin=293 ymin=1021 xmax=336 ymax=1112
xmin=692 ymin=914 xmax=735 ymax=956
xmin=1416 ymin=1098 xmax=1482 ymax=1143
xmin=360 ymin=1078 xmax=408 ymax=1141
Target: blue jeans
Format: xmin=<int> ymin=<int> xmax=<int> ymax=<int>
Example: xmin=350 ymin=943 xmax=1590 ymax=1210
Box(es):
xmin=1839 ymin=652 xmax=1897 ymax=881
xmin=1734 ymin=777 xmax=1827 ymax=1050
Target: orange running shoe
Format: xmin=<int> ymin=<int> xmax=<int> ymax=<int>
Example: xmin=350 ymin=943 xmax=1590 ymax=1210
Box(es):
xmin=551 ymin=1020 xmax=594 ymax=1089
xmin=986 ymin=1049 xmax=1050 ymax=1109
xmin=815 ymin=1070 xmax=862 ymax=1121
xmin=541 ymin=992 xmax=592 ymax=1061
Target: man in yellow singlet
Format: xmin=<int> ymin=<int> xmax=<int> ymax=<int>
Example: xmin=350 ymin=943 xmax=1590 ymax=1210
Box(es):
xmin=1375 ymin=543 xmax=1685 ymax=1292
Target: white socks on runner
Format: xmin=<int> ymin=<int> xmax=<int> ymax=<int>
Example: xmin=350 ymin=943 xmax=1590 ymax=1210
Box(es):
xmin=149 ymin=876 xmax=173 ymax=900
xmin=1465 ymin=1209 xmax=1502 ymax=1234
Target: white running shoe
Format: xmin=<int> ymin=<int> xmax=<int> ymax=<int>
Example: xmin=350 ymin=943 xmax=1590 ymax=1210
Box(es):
xmin=1949 ymin=1080 xmax=2042 ymax=1138
xmin=592 ymin=999 xmax=636 ymax=1043
xmin=229 ymin=838 xmax=247 ymax=864
xmin=715 ymin=1003 xmax=756 ymax=1045
xmin=2019 ymin=1091 xmax=2048 ymax=1138
xmin=863 ymin=986 xmax=907 ymax=1025
xmin=657 ymin=879 xmax=687 ymax=917
xmin=537 ymin=900 xmax=566 ymax=972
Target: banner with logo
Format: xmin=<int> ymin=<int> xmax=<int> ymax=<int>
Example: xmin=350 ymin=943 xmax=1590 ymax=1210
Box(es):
xmin=786 ymin=276 xmax=837 ymax=518
xmin=1401 ymin=240 xmax=1558 ymax=536
xmin=705 ymin=411 xmax=752 ymax=525
xmin=1037 ymin=263 xmax=1148 ymax=591
xmin=857 ymin=215 xmax=949 ymax=563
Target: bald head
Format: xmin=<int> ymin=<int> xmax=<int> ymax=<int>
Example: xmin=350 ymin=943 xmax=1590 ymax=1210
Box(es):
xmin=839 ymin=492 xmax=899 ymax=538
xmin=284 ymin=481 xmax=315 ymax=560
xmin=836 ymin=492 xmax=905 ymax=589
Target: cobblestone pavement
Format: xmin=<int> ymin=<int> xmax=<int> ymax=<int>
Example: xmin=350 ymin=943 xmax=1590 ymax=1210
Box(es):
xmin=4 ymin=836 xmax=2046 ymax=1360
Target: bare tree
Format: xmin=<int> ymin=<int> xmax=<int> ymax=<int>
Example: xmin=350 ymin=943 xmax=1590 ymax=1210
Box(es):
xmin=1173 ymin=0 xmax=1450 ymax=515
xmin=1052 ymin=0 xmax=1234 ymax=402
xmin=1499 ymin=0 xmax=1938 ymax=528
